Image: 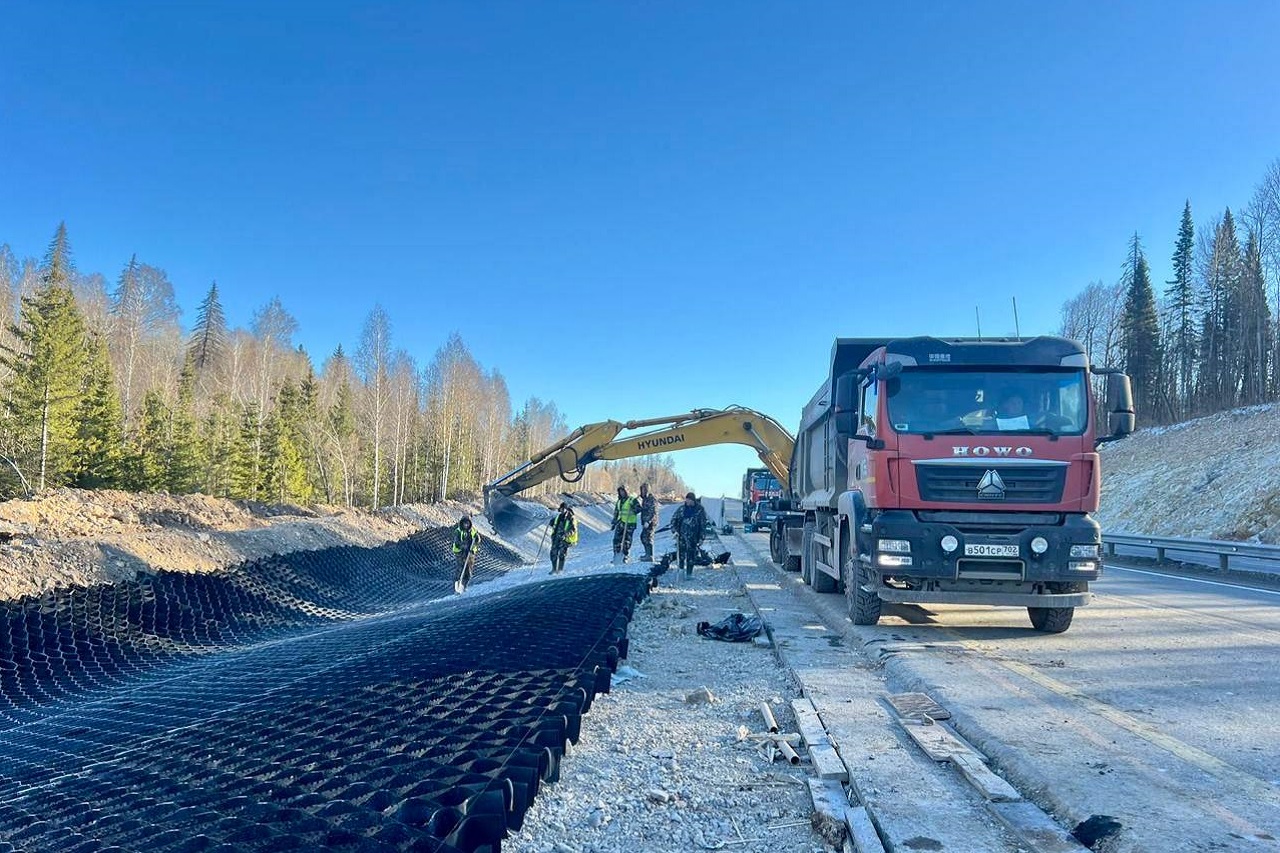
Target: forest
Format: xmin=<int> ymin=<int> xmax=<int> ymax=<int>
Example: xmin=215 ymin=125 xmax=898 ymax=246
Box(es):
xmin=0 ymin=227 xmax=686 ymax=505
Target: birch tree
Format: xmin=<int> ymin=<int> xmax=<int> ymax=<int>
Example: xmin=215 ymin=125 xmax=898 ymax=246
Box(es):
xmin=355 ymin=305 xmax=392 ymax=509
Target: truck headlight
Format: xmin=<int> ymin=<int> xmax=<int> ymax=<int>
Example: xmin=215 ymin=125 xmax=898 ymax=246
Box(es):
xmin=877 ymin=554 xmax=913 ymax=567
xmin=940 ymin=535 xmax=959 ymax=553
xmin=1069 ymin=561 xmax=1097 ymax=572
xmin=1030 ymin=536 xmax=1049 ymax=555
xmin=878 ymin=539 xmax=911 ymax=554
xmin=1070 ymin=544 xmax=1100 ymax=559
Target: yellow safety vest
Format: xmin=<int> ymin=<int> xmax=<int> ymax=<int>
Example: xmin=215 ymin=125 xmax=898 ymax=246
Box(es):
xmin=615 ymin=497 xmax=640 ymax=525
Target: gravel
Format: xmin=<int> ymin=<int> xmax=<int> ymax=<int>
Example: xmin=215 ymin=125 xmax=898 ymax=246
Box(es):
xmin=506 ymin=549 xmax=835 ymax=853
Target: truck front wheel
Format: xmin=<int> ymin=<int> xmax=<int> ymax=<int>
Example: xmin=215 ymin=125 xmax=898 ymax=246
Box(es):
xmin=1028 ymin=607 xmax=1074 ymax=633
xmin=846 ymin=555 xmax=882 ymax=626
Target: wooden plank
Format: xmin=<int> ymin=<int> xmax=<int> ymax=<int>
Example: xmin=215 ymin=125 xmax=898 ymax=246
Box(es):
xmin=886 ymin=691 xmax=952 ymax=721
xmin=843 ymin=805 xmax=887 ymax=853
xmin=809 ymin=741 xmax=850 ymax=781
xmin=900 ymin=720 xmax=973 ymax=762
xmin=952 ymin=753 xmax=1021 ymax=802
xmin=987 ymin=801 xmax=1089 ymax=853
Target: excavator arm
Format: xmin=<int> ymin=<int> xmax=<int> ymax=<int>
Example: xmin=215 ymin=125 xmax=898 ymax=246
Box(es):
xmin=484 ymin=407 xmax=794 ymax=528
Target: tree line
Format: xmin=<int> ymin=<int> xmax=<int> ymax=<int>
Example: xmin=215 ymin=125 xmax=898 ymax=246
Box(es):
xmin=0 ymin=224 xmax=687 ymax=504
xmin=1060 ymin=157 xmax=1279 ymax=425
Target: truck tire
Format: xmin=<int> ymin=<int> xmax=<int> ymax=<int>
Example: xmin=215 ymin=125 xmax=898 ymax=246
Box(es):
xmin=845 ymin=553 xmax=882 ymax=626
xmin=800 ymin=522 xmax=815 ymax=585
xmin=1028 ymin=607 xmax=1074 ymax=633
xmin=810 ymin=524 xmax=838 ymax=594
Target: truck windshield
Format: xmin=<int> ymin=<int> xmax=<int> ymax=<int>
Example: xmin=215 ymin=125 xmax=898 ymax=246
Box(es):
xmin=885 ymin=367 xmax=1089 ymax=436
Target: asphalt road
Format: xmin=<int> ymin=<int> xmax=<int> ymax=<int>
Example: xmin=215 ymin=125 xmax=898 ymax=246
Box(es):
xmin=729 ymin=511 xmax=1280 ymax=852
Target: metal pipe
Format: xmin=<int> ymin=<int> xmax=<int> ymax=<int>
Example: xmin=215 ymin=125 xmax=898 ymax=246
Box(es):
xmin=777 ymin=740 xmax=801 ymax=765
xmin=759 ymin=702 xmax=779 ymax=734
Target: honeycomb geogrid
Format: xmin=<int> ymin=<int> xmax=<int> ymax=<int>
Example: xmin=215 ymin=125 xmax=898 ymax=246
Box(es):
xmin=0 ymin=528 xmax=647 ymax=852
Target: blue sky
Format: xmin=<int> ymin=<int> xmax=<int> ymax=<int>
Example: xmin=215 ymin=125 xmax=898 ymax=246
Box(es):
xmin=3 ymin=2 xmax=1279 ymax=497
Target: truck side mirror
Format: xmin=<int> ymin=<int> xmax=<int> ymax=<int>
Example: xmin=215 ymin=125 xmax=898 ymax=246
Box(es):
xmin=834 ymin=373 xmax=859 ymax=436
xmin=1096 ymin=372 xmax=1135 ymax=445
xmin=1106 ymin=373 xmax=1135 ymax=437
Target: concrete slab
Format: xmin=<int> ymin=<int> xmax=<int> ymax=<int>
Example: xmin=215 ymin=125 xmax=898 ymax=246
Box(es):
xmin=726 ymin=538 xmax=1023 ymax=853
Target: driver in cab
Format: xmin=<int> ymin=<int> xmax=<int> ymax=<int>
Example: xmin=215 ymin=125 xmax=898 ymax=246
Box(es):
xmin=994 ymin=390 xmax=1032 ymax=430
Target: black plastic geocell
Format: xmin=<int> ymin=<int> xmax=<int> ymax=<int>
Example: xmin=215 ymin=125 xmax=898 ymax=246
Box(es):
xmin=0 ymin=525 xmax=649 ymax=852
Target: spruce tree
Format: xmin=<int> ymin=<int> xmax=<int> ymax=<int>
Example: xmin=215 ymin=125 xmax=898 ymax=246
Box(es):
xmin=166 ymin=355 xmax=204 ymax=492
xmin=71 ymin=333 xmax=126 ymax=488
xmin=1240 ymin=231 xmax=1273 ymax=405
xmin=230 ymin=401 xmax=264 ymax=500
xmin=1164 ymin=202 xmax=1196 ymax=419
xmin=1198 ymin=211 xmax=1243 ymax=410
xmin=0 ymin=224 xmax=90 ymax=489
xmin=261 ymin=381 xmax=311 ymax=504
xmin=187 ymin=281 xmax=228 ymax=372
xmin=127 ymin=390 xmax=170 ymax=491
xmin=201 ymin=395 xmax=237 ymax=497
xmin=1120 ymin=233 xmax=1162 ymax=423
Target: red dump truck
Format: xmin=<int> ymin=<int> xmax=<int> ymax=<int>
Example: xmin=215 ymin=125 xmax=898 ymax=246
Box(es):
xmin=769 ymin=336 xmax=1134 ymax=633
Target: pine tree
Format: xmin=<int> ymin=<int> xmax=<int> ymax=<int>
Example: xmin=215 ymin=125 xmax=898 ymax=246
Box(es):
xmin=166 ymin=355 xmax=204 ymax=492
xmin=71 ymin=333 xmax=126 ymax=488
xmin=187 ymin=281 xmax=228 ymax=372
xmin=1120 ymin=233 xmax=1162 ymax=423
xmin=0 ymin=224 xmax=90 ymax=490
xmin=1163 ymin=202 xmax=1196 ymax=419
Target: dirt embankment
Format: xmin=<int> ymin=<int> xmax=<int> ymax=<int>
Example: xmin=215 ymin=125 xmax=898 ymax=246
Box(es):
xmin=0 ymin=488 xmax=613 ymax=602
xmin=1097 ymin=403 xmax=1280 ymax=543
xmin=0 ymin=489 xmax=490 ymax=601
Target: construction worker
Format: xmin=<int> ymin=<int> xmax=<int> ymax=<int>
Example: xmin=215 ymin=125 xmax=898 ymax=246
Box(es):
xmin=548 ymin=503 xmax=579 ymax=574
xmin=452 ymin=514 xmax=482 ymax=593
xmin=611 ymin=485 xmax=642 ymax=562
xmin=670 ymin=492 xmax=708 ymax=577
xmin=638 ymin=483 xmax=658 ymax=561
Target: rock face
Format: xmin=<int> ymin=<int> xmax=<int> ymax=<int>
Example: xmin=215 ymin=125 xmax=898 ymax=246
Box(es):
xmin=1097 ymin=403 xmax=1280 ymax=542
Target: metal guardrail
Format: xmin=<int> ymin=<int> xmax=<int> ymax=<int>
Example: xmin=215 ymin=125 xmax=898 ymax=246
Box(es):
xmin=1103 ymin=533 xmax=1280 ymax=573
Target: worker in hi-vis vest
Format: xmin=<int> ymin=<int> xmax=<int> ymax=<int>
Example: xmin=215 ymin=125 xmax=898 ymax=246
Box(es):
xmin=611 ymin=485 xmax=642 ymax=563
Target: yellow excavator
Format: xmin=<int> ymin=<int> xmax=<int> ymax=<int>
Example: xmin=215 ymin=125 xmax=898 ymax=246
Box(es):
xmin=484 ymin=407 xmax=795 ymax=532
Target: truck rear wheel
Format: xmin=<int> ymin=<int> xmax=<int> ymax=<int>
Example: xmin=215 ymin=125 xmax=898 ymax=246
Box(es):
xmin=800 ymin=522 xmax=815 ymax=585
xmin=846 ymin=555 xmax=881 ymax=626
xmin=1028 ymin=607 xmax=1074 ymax=633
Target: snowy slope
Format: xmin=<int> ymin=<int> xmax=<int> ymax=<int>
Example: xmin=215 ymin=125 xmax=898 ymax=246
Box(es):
xmin=1097 ymin=404 xmax=1280 ymax=543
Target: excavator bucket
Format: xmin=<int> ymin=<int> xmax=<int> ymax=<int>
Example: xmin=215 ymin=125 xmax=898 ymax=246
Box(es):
xmin=486 ymin=493 xmax=545 ymax=538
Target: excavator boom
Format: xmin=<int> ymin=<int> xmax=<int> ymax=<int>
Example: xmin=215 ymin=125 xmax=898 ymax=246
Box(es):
xmin=484 ymin=407 xmax=794 ymax=530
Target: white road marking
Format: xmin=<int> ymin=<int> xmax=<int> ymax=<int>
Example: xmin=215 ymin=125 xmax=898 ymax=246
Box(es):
xmin=1105 ymin=564 xmax=1280 ymax=597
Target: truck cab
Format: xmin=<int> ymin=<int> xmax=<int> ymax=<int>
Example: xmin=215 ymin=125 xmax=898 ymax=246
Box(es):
xmin=775 ymin=336 xmax=1134 ymax=633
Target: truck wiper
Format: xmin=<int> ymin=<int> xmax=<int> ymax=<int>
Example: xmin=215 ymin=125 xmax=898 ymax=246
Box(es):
xmin=930 ymin=427 xmax=980 ymax=435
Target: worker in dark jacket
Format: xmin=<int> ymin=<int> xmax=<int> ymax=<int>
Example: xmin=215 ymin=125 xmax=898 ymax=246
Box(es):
xmin=611 ymin=485 xmax=642 ymax=563
xmin=638 ymin=483 xmax=658 ymax=561
xmin=670 ymin=492 xmax=708 ymax=576
xmin=452 ymin=515 xmax=482 ymax=593
xmin=548 ymin=503 xmax=579 ymax=574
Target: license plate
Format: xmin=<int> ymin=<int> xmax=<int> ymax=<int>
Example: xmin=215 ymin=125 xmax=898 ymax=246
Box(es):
xmin=964 ymin=543 xmax=1020 ymax=557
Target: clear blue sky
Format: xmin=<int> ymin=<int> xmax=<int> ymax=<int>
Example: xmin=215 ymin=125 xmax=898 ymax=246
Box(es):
xmin=3 ymin=3 xmax=1278 ymax=497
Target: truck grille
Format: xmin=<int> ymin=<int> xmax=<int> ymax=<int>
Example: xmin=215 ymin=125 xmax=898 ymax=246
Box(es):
xmin=915 ymin=464 xmax=1066 ymax=504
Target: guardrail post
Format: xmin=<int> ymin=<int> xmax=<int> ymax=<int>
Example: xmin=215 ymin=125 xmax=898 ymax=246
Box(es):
xmin=1155 ymin=546 xmax=1165 ymax=562
xmin=1219 ymin=552 xmax=1229 ymax=573
xmin=1105 ymin=542 xmax=1116 ymax=557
